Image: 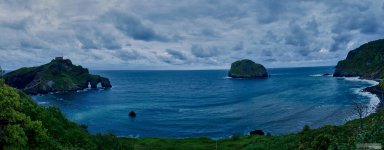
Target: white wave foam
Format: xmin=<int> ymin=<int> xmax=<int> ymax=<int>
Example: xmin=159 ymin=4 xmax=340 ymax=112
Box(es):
xmin=309 ymin=74 xmax=323 ymax=77
xmin=342 ymin=77 xmax=380 ymax=115
xmin=117 ymin=135 xmax=140 ymax=138
xmin=38 ymin=101 xmax=48 ymax=105
xmin=310 ymin=74 xmax=332 ymax=77
xmin=270 ymin=74 xmax=286 ymax=76
xmin=116 ymin=135 xmax=130 ymax=138
xmin=223 ymin=76 xmax=247 ymax=79
xmin=341 ymin=77 xmax=379 ymax=85
xmin=352 ymin=88 xmax=380 ymax=115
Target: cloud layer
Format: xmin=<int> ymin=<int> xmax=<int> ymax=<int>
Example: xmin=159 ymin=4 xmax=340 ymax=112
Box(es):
xmin=0 ymin=0 xmax=383 ymax=70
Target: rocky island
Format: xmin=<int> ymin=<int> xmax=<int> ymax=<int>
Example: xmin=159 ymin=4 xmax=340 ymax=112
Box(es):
xmin=3 ymin=57 xmax=112 ymax=94
xmin=228 ymin=59 xmax=268 ymax=78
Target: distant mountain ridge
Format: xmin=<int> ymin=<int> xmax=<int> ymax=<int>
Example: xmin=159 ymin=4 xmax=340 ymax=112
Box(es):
xmin=3 ymin=58 xmax=112 ymax=94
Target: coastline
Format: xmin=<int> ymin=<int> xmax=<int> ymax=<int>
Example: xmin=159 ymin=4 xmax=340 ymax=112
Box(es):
xmin=363 ymin=84 xmax=384 ymax=111
xmin=336 ymin=77 xmax=381 ymax=114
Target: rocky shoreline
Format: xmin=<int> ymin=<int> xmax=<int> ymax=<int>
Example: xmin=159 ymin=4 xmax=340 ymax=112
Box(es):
xmin=363 ymin=84 xmax=384 ymax=111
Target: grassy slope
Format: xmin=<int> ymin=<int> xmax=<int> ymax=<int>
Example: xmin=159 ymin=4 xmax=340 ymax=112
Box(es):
xmin=1 ymin=79 xmax=384 ymax=149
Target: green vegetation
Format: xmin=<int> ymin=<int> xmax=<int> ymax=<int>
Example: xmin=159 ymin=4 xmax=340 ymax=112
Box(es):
xmin=334 ymin=39 xmax=384 ymax=79
xmin=3 ymin=59 xmax=111 ymax=94
xmin=228 ymin=59 xmax=268 ymax=78
xmin=1 ymin=79 xmax=384 ymax=149
xmin=380 ymin=80 xmax=384 ymax=90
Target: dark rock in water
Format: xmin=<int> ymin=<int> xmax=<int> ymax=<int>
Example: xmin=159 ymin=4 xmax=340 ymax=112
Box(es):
xmin=3 ymin=58 xmax=112 ymax=95
xmin=129 ymin=111 xmax=136 ymax=118
xmin=250 ymin=130 xmax=264 ymax=136
xmin=323 ymin=73 xmax=331 ymax=76
xmin=228 ymin=59 xmax=268 ymax=79
xmin=333 ymin=39 xmax=384 ymax=79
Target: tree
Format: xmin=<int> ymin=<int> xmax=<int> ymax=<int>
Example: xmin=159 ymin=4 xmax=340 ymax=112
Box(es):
xmin=0 ymin=81 xmax=53 ymax=149
xmin=311 ymin=134 xmax=331 ymax=150
xmin=352 ymin=101 xmax=370 ymax=130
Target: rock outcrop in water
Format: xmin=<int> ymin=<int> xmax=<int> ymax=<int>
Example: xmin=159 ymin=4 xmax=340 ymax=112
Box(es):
xmin=250 ymin=130 xmax=265 ymax=136
xmin=333 ymin=39 xmax=384 ymax=79
xmin=228 ymin=59 xmax=268 ymax=78
xmin=129 ymin=111 xmax=136 ymax=118
xmin=3 ymin=58 xmax=112 ymax=94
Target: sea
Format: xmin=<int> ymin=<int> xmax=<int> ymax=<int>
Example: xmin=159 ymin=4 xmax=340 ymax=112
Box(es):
xmin=31 ymin=66 xmax=380 ymax=139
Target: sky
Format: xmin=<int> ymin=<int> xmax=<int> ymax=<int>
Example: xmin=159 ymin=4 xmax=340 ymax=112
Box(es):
xmin=0 ymin=0 xmax=384 ymax=70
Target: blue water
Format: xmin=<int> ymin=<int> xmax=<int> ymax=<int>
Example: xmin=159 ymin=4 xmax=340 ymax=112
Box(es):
xmin=32 ymin=66 xmax=378 ymax=138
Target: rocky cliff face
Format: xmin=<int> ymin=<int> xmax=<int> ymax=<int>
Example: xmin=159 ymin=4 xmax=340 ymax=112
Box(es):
xmin=228 ymin=59 xmax=268 ymax=78
xmin=4 ymin=59 xmax=112 ymax=94
xmin=333 ymin=39 xmax=384 ymax=79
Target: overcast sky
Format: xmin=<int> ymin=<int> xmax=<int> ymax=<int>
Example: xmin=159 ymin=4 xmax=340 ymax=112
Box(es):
xmin=0 ymin=0 xmax=383 ymax=70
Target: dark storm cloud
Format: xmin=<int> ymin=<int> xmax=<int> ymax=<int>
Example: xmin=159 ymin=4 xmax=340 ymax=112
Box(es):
xmin=305 ymin=19 xmax=319 ymax=35
xmin=261 ymin=50 xmax=272 ymax=57
xmin=166 ymin=49 xmax=187 ymax=60
xmin=20 ymin=40 xmax=44 ymax=49
xmin=232 ymin=42 xmax=244 ymax=51
xmin=285 ymin=23 xmax=308 ymax=47
xmin=77 ymin=35 xmax=98 ymax=49
xmin=330 ymin=34 xmax=352 ymax=52
xmin=0 ymin=19 xmax=27 ymax=30
xmin=190 ymin=45 xmax=220 ymax=58
xmin=116 ymin=49 xmax=143 ymax=61
xmin=74 ymin=24 xmax=122 ymax=50
xmin=382 ymin=2 xmax=384 ymax=10
xmin=332 ymin=14 xmax=381 ymax=35
xmin=105 ymin=11 xmax=169 ymax=42
xmin=198 ymin=28 xmax=220 ymax=38
xmin=264 ymin=58 xmax=277 ymax=62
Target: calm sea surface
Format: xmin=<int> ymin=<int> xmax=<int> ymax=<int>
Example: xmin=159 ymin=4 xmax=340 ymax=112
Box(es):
xmin=32 ymin=66 xmax=379 ymax=138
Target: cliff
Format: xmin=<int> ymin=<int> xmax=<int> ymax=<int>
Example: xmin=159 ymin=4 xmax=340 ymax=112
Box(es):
xmin=333 ymin=39 xmax=384 ymax=79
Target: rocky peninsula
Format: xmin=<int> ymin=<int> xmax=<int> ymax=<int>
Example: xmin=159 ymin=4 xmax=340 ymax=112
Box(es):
xmin=228 ymin=59 xmax=268 ymax=78
xmin=333 ymin=39 xmax=384 ymax=79
xmin=3 ymin=57 xmax=112 ymax=94
xmin=333 ymin=39 xmax=384 ymax=108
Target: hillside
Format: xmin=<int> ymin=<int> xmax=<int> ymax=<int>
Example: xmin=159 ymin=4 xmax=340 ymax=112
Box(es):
xmin=3 ymin=58 xmax=111 ymax=94
xmin=334 ymin=39 xmax=384 ymax=79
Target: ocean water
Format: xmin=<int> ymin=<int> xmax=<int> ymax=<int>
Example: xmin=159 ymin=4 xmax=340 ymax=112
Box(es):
xmin=32 ymin=66 xmax=379 ymax=138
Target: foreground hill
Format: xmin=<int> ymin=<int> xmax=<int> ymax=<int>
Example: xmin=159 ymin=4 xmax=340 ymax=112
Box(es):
xmin=3 ymin=58 xmax=111 ymax=94
xmin=334 ymin=39 xmax=384 ymax=79
xmin=1 ymin=79 xmax=383 ymax=149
